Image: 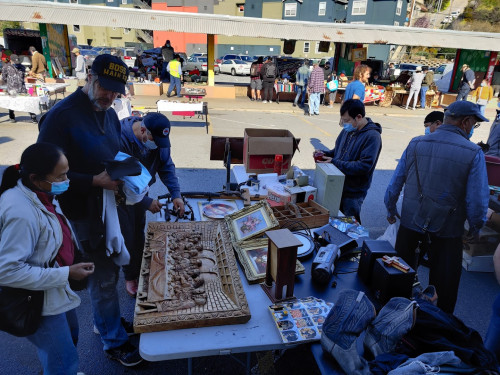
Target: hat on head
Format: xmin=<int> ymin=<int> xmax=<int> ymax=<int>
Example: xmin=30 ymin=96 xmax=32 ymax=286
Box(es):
xmin=91 ymin=54 xmax=129 ymax=95
xmin=416 ymin=66 xmax=422 ymax=72
xmin=10 ymin=54 xmax=20 ymax=64
xmin=462 ymin=64 xmax=469 ymax=69
xmin=446 ymin=101 xmax=489 ymax=122
xmin=71 ymin=47 xmax=80 ymax=54
xmin=142 ymin=112 xmax=171 ymax=148
xmin=424 ymin=111 xmax=444 ymax=124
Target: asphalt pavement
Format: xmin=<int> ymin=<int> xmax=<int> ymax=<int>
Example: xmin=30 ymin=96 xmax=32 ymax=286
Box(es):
xmin=0 ymin=95 xmax=499 ymax=374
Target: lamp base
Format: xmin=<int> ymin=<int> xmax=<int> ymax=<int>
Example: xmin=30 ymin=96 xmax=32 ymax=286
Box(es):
xmin=260 ymin=282 xmax=295 ymax=303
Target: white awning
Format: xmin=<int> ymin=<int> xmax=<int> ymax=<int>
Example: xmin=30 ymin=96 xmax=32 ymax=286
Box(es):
xmin=0 ymin=0 xmax=498 ymax=51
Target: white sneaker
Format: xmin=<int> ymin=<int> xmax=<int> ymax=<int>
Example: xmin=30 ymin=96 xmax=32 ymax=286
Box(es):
xmin=412 ymin=107 xmax=416 ymax=110
xmin=262 ymin=100 xmax=267 ymax=103
xmin=269 ymin=100 xmax=273 ymax=103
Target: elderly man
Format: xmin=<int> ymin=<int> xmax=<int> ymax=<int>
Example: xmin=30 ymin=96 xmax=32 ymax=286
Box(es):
xmin=384 ymin=101 xmax=489 ymax=314
xmin=38 ymin=54 xmax=143 ymax=367
xmin=28 ymin=46 xmax=47 ymax=81
xmin=456 ymin=64 xmax=475 ymax=101
xmin=316 ymin=99 xmax=382 ymax=222
xmin=72 ymin=47 xmax=86 ymax=86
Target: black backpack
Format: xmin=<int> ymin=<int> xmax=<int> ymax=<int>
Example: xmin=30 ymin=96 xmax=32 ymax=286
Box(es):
xmin=250 ymin=62 xmax=259 ymax=77
xmin=265 ymin=63 xmax=276 ymax=78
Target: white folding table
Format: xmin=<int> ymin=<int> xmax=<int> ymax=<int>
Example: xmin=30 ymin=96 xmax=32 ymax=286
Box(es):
xmin=157 ymin=99 xmax=209 ymax=133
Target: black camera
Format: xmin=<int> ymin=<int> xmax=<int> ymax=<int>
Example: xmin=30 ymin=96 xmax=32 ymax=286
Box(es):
xmin=312 ymin=244 xmax=340 ymax=284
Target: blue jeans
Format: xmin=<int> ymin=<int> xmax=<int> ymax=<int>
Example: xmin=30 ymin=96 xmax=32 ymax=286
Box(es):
xmin=479 ymin=104 xmax=486 ymax=116
xmin=309 ymin=92 xmax=320 ymax=114
xmin=485 ymin=293 xmax=500 ymax=362
xmin=85 ymin=246 xmax=129 ymax=351
xmin=340 ymin=196 xmax=364 ymax=223
xmin=420 ymin=86 xmax=428 ymax=108
xmin=27 ymin=309 xmax=79 ymax=375
xmin=456 ymin=86 xmax=470 ymax=101
xmin=294 ymin=85 xmax=306 ymax=106
xmin=167 ymin=76 xmax=182 ymax=97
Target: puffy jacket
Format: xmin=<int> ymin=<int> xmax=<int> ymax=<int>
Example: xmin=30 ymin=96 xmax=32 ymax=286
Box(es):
xmin=0 ymin=180 xmax=80 ymax=316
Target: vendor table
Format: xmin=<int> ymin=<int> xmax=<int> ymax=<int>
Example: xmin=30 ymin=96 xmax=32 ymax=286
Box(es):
xmin=157 ymin=99 xmax=209 ymax=133
xmin=0 ymin=94 xmax=49 ymax=115
xmin=42 ymin=83 xmax=69 ymax=106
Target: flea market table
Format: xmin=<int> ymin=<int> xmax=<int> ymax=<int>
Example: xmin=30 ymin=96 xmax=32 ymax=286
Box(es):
xmin=0 ymin=93 xmax=49 ymax=116
xmin=157 ymin=99 xmax=209 ymax=133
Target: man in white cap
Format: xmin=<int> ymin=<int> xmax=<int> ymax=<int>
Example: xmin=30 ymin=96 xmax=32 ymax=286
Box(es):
xmin=405 ymin=66 xmax=425 ymax=110
xmin=71 ymin=47 xmax=86 ymax=86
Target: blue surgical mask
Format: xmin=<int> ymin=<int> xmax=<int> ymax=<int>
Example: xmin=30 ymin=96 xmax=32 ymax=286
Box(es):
xmin=144 ymin=139 xmax=157 ymax=150
xmin=481 ymin=82 xmax=486 ymax=87
xmin=343 ymin=123 xmax=356 ymax=132
xmin=468 ymin=128 xmax=474 ymax=140
xmin=497 ymin=102 xmax=500 ymax=108
xmin=425 ymin=127 xmax=431 ymax=135
xmin=45 ymin=179 xmax=70 ymax=195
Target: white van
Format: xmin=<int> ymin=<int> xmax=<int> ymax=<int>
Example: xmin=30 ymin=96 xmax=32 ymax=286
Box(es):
xmin=434 ymin=63 xmax=454 ymax=93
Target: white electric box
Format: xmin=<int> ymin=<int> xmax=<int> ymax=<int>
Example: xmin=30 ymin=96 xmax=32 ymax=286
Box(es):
xmin=313 ymin=163 xmax=345 ymax=217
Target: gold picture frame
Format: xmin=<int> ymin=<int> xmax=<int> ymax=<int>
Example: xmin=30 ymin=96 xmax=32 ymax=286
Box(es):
xmin=224 ymin=201 xmax=279 ymax=244
xmin=352 ymin=47 xmax=367 ymax=62
xmin=234 ymin=238 xmax=305 ymax=284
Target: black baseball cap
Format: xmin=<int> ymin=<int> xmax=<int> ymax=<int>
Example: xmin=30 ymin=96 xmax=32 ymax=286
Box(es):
xmin=91 ymin=54 xmax=129 ymax=95
xmin=424 ymin=111 xmax=444 ymax=124
xmin=142 ymin=113 xmax=171 ymax=148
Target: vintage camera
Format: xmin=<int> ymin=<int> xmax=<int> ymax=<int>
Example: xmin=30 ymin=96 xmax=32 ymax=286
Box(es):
xmin=312 ymin=244 xmax=340 ymax=284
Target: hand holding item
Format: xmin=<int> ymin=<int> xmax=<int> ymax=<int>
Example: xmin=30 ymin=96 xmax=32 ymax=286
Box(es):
xmin=148 ymin=199 xmax=163 ymax=214
xmin=316 ymin=156 xmax=332 ymax=163
xmin=173 ymin=197 xmax=185 ymax=217
xmin=313 ymin=150 xmax=325 ymax=162
xmin=69 ymin=262 xmax=95 ymax=281
xmin=93 ymin=170 xmax=121 ymax=190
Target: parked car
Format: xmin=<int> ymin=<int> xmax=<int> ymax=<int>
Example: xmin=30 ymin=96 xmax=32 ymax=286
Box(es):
xmin=219 ymin=59 xmax=251 ymax=76
xmin=189 ymin=52 xmax=207 ymax=59
xmin=434 ymin=63 xmax=455 ymax=93
xmin=122 ymin=48 xmax=136 ymax=69
xmin=450 ymin=10 xmax=460 ymax=18
xmin=396 ymin=63 xmax=423 ymax=75
xmin=183 ymin=56 xmax=220 ymax=74
xmin=441 ymin=16 xmax=453 ymax=24
xmin=239 ymin=55 xmax=255 ymax=63
xmin=81 ymin=49 xmax=98 ymax=68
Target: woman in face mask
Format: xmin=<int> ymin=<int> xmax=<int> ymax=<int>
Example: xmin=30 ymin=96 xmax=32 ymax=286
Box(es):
xmin=0 ymin=142 xmax=94 ymax=375
xmin=473 ymin=79 xmax=494 ymax=116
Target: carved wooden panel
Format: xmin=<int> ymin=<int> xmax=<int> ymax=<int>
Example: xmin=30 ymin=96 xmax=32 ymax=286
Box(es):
xmin=133 ymin=221 xmax=251 ymax=333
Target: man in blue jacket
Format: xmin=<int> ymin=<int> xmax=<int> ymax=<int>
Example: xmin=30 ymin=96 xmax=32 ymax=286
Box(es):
xmin=118 ymin=112 xmax=184 ymax=296
xmin=316 ymin=99 xmax=382 ymax=222
xmin=385 ymin=101 xmax=489 ymax=313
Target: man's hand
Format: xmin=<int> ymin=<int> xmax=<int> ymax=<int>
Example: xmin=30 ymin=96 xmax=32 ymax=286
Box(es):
xmin=173 ymin=197 xmax=185 ymax=217
xmin=69 ymin=262 xmax=94 ymax=281
xmin=317 ymin=156 xmax=332 ymax=163
xmin=92 ymin=171 xmax=121 ymax=190
xmin=148 ymin=199 xmax=163 ymax=214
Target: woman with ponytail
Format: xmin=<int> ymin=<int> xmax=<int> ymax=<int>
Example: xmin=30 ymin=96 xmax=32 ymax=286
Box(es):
xmin=0 ymin=143 xmax=94 ymax=375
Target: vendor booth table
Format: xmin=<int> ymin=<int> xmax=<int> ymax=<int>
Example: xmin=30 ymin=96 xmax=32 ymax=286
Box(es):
xmin=157 ymin=99 xmax=209 ymax=133
xmin=0 ymin=94 xmax=49 ymax=115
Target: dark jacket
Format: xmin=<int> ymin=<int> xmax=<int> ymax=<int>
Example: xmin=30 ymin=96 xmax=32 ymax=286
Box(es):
xmin=324 ymin=118 xmax=382 ymax=199
xmin=38 ymin=89 xmax=122 ymax=248
xmin=261 ymin=61 xmax=276 ymax=82
xmin=2 ymin=63 xmax=26 ymax=94
xmin=119 ymin=116 xmax=181 ymax=211
xmin=161 ymin=45 xmax=174 ymax=62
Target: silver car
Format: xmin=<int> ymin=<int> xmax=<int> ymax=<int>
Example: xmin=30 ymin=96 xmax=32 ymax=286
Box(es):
xmin=183 ymin=56 xmax=220 ymax=74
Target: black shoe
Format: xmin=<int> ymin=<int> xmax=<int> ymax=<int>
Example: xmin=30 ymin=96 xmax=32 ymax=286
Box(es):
xmin=105 ymin=342 xmax=143 ymax=367
xmin=293 ymin=103 xmax=297 ymax=107
xmin=31 ymin=118 xmax=38 ymax=124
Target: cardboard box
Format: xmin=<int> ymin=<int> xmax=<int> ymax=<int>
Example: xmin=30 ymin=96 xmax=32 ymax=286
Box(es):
xmin=313 ymin=163 xmax=345 ymax=217
xmin=463 ymin=222 xmax=500 ymax=256
xmin=132 ymin=83 xmax=162 ymax=96
xmin=243 ymin=128 xmax=300 ymax=174
xmin=267 ymin=183 xmax=292 ymax=207
xmin=462 ymin=251 xmax=494 ymax=272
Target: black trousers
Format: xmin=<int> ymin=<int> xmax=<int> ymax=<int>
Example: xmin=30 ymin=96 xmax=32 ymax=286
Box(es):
xmin=395 ymin=225 xmax=463 ymax=314
xmin=9 ymin=109 xmax=37 ymax=121
xmin=262 ymin=81 xmax=274 ymax=101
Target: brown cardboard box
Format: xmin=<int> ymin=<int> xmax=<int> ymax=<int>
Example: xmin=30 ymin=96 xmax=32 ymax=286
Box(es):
xmin=243 ymin=129 xmax=300 ymax=174
xmin=132 ymin=83 xmax=162 ymax=96
xmin=463 ymin=224 xmax=500 ymax=256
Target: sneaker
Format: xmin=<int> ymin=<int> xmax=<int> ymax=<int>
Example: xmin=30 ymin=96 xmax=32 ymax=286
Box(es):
xmin=31 ymin=118 xmax=38 ymax=124
xmin=105 ymin=341 xmax=143 ymax=367
xmin=269 ymin=100 xmax=273 ymax=103
xmin=251 ymin=98 xmax=255 ymax=101
xmin=328 ymin=105 xmax=334 ymax=108
xmin=262 ymin=100 xmax=267 ymax=104
xmin=125 ymin=279 xmax=138 ymax=297
xmin=9 ymin=119 xmax=16 ymax=123
xmin=411 ymin=107 xmax=416 ymax=110
xmin=293 ymin=103 xmax=297 ymax=107
xmin=94 ymin=317 xmax=136 ymax=336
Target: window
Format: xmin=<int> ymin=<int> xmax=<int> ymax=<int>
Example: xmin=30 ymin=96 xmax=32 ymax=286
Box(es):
xmin=107 ymin=0 xmax=114 ymax=3
xmin=303 ymin=42 xmax=310 ymax=53
xmin=73 ymin=25 xmax=80 ymax=32
xmin=315 ymin=42 xmax=321 ymax=53
xmin=70 ymin=0 xmax=78 ymax=3
xmin=394 ymin=21 xmax=400 ymax=26
xmin=284 ymin=3 xmax=297 ymax=17
xmin=396 ymin=0 xmax=402 ymax=16
xmin=123 ymin=28 xmax=130 ymax=34
xmin=237 ymin=3 xmax=244 ymax=12
xmin=352 ymin=0 xmax=367 ymax=15
xmin=318 ymin=2 xmax=326 ymax=16
xmin=121 ymin=0 xmax=127 ymax=4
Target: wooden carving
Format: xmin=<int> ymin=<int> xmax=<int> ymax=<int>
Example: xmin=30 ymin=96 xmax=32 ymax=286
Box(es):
xmin=133 ymin=221 xmax=251 ymax=333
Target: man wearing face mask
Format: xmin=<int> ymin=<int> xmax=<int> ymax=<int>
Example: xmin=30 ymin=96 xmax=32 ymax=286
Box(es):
xmin=314 ymin=99 xmax=382 ymax=222
xmin=423 ymin=111 xmax=444 ymax=135
xmin=118 ymin=112 xmax=184 ymax=296
xmin=37 ymin=55 xmax=144 ymax=367
xmin=384 ymin=101 xmax=489 ymax=314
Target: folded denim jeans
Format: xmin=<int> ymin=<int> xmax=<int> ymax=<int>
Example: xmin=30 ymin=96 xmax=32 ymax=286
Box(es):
xmin=364 ymin=297 xmax=418 ymax=358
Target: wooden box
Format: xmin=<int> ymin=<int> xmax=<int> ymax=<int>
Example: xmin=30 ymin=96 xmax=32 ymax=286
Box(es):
xmin=133 ymin=221 xmax=251 ymax=333
xmin=133 ymin=82 xmax=162 ymax=96
xmin=271 ymin=200 xmax=329 ymax=228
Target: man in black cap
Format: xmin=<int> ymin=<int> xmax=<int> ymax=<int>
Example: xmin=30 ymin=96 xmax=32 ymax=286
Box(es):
xmin=37 ymin=55 xmax=143 ymax=367
xmin=385 ymin=100 xmax=489 ymax=314
xmin=118 ymin=112 xmax=184 ymax=297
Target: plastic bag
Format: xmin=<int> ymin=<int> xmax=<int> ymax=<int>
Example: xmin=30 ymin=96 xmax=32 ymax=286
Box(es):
xmin=377 ymin=219 xmax=400 ymax=248
xmin=114 ymin=151 xmax=152 ymax=204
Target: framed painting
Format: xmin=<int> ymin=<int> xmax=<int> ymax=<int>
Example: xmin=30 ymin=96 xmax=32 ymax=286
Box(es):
xmin=352 ymin=47 xmax=367 ymax=62
xmin=224 ymin=201 xmax=279 ymax=244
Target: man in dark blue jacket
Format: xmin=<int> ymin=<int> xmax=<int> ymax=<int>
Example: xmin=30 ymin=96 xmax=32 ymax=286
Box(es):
xmin=316 ymin=99 xmax=382 ymax=222
xmin=38 ymin=54 xmax=142 ymax=367
xmin=118 ymin=112 xmax=184 ymax=296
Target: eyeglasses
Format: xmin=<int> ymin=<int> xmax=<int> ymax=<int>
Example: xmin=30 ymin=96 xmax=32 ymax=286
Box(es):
xmin=473 ymin=123 xmax=481 ymax=129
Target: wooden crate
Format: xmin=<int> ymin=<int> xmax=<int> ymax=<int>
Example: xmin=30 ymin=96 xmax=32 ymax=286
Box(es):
xmin=272 ymin=200 xmax=329 ymax=228
xmin=133 ymin=221 xmax=251 ymax=333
